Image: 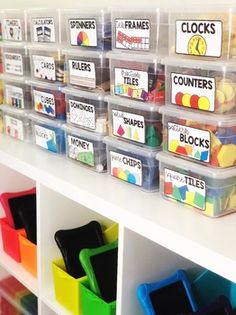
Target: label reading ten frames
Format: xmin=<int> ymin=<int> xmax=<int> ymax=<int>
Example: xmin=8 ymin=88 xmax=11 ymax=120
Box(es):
xmin=3 ymin=19 xmax=22 ymax=41
xmin=69 ymin=99 xmax=95 ymax=130
xmin=171 ymin=73 xmax=216 ymax=112
xmin=164 ymin=168 xmax=206 ymax=210
xmin=68 ymin=135 xmax=95 ymax=166
xmin=114 ymin=68 xmax=148 ymax=100
xmin=115 ymin=19 xmax=150 ymax=51
xmin=69 ymin=19 xmax=97 ymax=47
xmin=35 ymin=125 xmax=57 ymax=152
xmin=69 ymin=60 xmax=96 ymax=89
xmin=112 ymin=109 xmax=145 ymax=143
xmin=175 ymin=20 xmax=222 ymax=57
xmin=4 ymin=53 xmax=23 ymax=75
xmin=34 ymin=90 xmax=56 ymax=117
xmin=32 ymin=17 xmax=56 ymax=43
xmin=33 ymin=55 xmax=56 ymax=81
xmin=110 ymin=151 xmax=142 ymax=186
xmin=167 ymin=122 xmax=211 ymax=162
xmin=5 ymin=85 xmax=24 ymax=109
xmin=5 ymin=115 xmax=24 ymax=140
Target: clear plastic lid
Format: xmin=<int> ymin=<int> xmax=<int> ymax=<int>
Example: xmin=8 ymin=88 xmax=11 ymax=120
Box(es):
xmin=62 ymin=123 xmax=105 ymax=142
xmin=1 ymin=41 xmax=28 ymax=51
xmin=0 ymin=104 xmax=31 ymax=117
xmin=29 ymin=79 xmax=66 ymax=91
xmin=29 ymin=112 xmax=64 ymax=128
xmin=107 ymin=50 xmax=161 ymax=63
xmin=63 ymin=48 xmax=107 ymax=59
xmin=28 ymin=43 xmax=63 ymax=53
xmin=62 ymin=86 xmax=107 ymax=101
xmin=2 ymin=74 xmax=30 ymax=84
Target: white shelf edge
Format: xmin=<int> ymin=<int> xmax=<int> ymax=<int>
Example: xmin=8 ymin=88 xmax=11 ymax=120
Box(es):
xmin=41 ymin=290 xmax=72 ymax=315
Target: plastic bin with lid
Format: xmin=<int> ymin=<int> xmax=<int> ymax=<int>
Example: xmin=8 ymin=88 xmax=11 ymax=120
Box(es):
xmin=162 ymin=105 xmax=236 ymax=168
xmin=108 ymin=51 xmax=165 ymax=104
xmin=29 ymin=45 xmax=65 ymax=84
xmin=104 ymin=136 xmax=160 ymax=192
xmin=2 ymin=42 xmax=30 ymax=77
xmin=112 ymin=7 xmax=168 ymax=54
xmin=64 ymin=49 xmax=109 ymax=92
xmin=157 ymin=151 xmax=236 ymax=217
xmin=63 ymin=124 xmax=107 ymax=173
xmin=1 ymin=104 xmax=31 ymax=142
xmin=2 ymin=9 xmax=29 ymax=42
xmin=63 ymin=8 xmax=111 ymax=50
xmin=165 ymin=57 xmax=236 ymax=114
xmin=3 ymin=75 xmax=31 ymax=109
xmin=169 ymin=5 xmax=236 ymax=60
xmin=30 ymin=80 xmax=66 ymax=120
xmin=107 ymin=95 xmax=162 ymax=148
xmin=63 ymin=87 xmax=108 ymax=134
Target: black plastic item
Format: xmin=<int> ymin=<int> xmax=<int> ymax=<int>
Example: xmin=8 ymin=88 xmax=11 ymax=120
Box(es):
xmin=18 ymin=207 xmax=37 ymax=245
xmin=54 ymin=221 xmax=105 ymax=279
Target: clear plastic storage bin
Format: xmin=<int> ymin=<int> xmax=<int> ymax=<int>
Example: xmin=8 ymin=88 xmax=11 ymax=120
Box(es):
xmin=112 ymin=7 xmax=168 ymax=54
xmin=165 ymin=57 xmax=236 ymax=114
xmin=104 ymin=136 xmax=160 ymax=191
xmin=63 ymin=87 xmax=108 ymax=134
xmin=2 ymin=43 xmax=30 ymax=77
xmin=162 ymin=105 xmax=236 ymax=168
xmin=64 ymin=49 xmax=109 ymax=91
xmin=3 ymin=75 xmax=31 ymax=109
xmin=63 ymin=124 xmax=107 ymax=172
xmin=63 ymin=8 xmax=111 ymax=50
xmin=169 ymin=6 xmax=236 ymax=60
xmin=109 ymin=52 xmax=165 ymax=104
xmin=1 ymin=104 xmax=31 ymax=142
xmin=2 ymin=9 xmax=29 ymax=42
xmin=157 ymin=151 xmax=236 ymax=217
xmin=31 ymin=80 xmax=66 ymax=120
xmin=29 ymin=45 xmax=65 ymax=83
xmin=107 ymin=95 xmax=162 ymax=148
xmin=30 ymin=113 xmax=65 ymax=154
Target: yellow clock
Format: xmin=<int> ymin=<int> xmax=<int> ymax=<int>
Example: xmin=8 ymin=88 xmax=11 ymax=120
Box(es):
xmin=187 ymin=35 xmax=207 ymax=56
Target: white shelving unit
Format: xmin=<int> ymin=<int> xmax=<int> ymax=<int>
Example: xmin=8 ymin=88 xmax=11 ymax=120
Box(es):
xmin=0 ymin=133 xmax=236 ymax=315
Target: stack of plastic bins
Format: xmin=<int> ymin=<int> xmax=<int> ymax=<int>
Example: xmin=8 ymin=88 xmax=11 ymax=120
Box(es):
xmin=104 ymin=7 xmax=169 ymax=192
xmin=27 ymin=9 xmax=66 ymax=155
xmin=61 ymin=8 xmax=112 ymax=173
xmin=158 ymin=5 xmax=236 ymax=217
xmin=1 ymin=9 xmax=32 ymax=143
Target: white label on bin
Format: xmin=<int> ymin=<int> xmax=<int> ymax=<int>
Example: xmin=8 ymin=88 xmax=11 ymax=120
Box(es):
xmin=167 ymin=122 xmax=211 ymax=163
xmin=3 ymin=19 xmax=22 ymax=41
xmin=115 ymin=19 xmax=150 ymax=51
xmin=69 ymin=99 xmax=95 ymax=130
xmin=175 ymin=20 xmax=222 ymax=58
xmin=68 ymin=59 xmax=96 ymax=88
xmin=33 ymin=90 xmax=56 ymax=117
xmin=110 ymin=151 xmax=142 ymax=186
xmin=112 ymin=109 xmax=145 ymax=143
xmin=33 ymin=55 xmax=56 ymax=81
xmin=5 ymin=115 xmax=24 ymax=140
xmin=32 ymin=17 xmax=56 ymax=43
xmin=69 ymin=19 xmax=97 ymax=47
xmin=67 ymin=135 xmax=95 ymax=166
xmin=5 ymin=85 xmax=24 ymax=108
xmin=171 ymin=73 xmax=216 ymax=112
xmin=164 ymin=168 xmax=206 ymax=210
xmin=34 ymin=124 xmax=57 ymax=151
xmin=114 ymin=67 xmax=148 ymax=100
xmin=4 ymin=53 xmax=23 ymax=75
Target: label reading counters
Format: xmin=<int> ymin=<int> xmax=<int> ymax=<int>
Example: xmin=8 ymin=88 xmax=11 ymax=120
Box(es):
xmin=5 ymin=115 xmax=24 ymax=140
xmin=4 ymin=53 xmax=23 ymax=76
xmin=115 ymin=19 xmax=150 ymax=51
xmin=33 ymin=90 xmax=56 ymax=117
xmin=35 ymin=125 xmax=57 ymax=152
xmin=68 ymin=135 xmax=95 ymax=166
xmin=3 ymin=19 xmax=22 ymax=41
xmin=5 ymin=85 xmax=24 ymax=108
xmin=33 ymin=55 xmax=56 ymax=81
xmin=164 ymin=168 xmax=206 ymax=210
xmin=110 ymin=151 xmax=142 ymax=186
xmin=167 ymin=122 xmax=211 ymax=162
xmin=175 ymin=20 xmax=222 ymax=57
xmin=69 ymin=99 xmax=95 ymax=130
xmin=112 ymin=109 xmax=145 ymax=143
xmin=32 ymin=17 xmax=56 ymax=42
xmin=69 ymin=60 xmax=96 ymax=88
xmin=69 ymin=19 xmax=97 ymax=47
xmin=171 ymin=73 xmax=216 ymax=111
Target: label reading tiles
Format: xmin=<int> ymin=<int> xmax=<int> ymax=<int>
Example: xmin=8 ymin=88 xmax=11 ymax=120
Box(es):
xmin=69 ymin=99 xmax=95 ymax=130
xmin=112 ymin=109 xmax=145 ymax=143
xmin=5 ymin=115 xmax=24 ymax=140
xmin=171 ymin=73 xmax=216 ymax=112
xmin=164 ymin=168 xmax=206 ymax=210
xmin=33 ymin=90 xmax=56 ymax=117
xmin=69 ymin=19 xmax=97 ymax=47
xmin=175 ymin=20 xmax=222 ymax=57
xmin=5 ymin=85 xmax=24 ymax=108
xmin=167 ymin=122 xmax=211 ymax=162
xmin=69 ymin=60 xmax=96 ymax=88
xmin=3 ymin=19 xmax=22 ymax=41
xmin=110 ymin=151 xmax=142 ymax=186
xmin=32 ymin=17 xmax=56 ymax=42
xmin=34 ymin=125 xmax=57 ymax=152
xmin=115 ymin=19 xmax=150 ymax=51
xmin=4 ymin=53 xmax=23 ymax=75
xmin=68 ymin=135 xmax=95 ymax=166
xmin=33 ymin=55 xmax=56 ymax=81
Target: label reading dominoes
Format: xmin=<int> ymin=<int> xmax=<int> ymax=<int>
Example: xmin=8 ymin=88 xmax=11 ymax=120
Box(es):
xmin=34 ymin=125 xmax=57 ymax=152
xmin=69 ymin=99 xmax=95 ymax=130
xmin=32 ymin=17 xmax=56 ymax=42
xmin=3 ymin=19 xmax=22 ymax=41
xmin=69 ymin=19 xmax=97 ymax=47
xmin=69 ymin=60 xmax=96 ymax=88
xmin=68 ymin=135 xmax=95 ymax=166
xmin=5 ymin=85 xmax=24 ymax=108
xmin=33 ymin=55 xmax=56 ymax=81
xmin=5 ymin=115 xmax=24 ymax=140
xmin=4 ymin=53 xmax=23 ymax=75
xmin=34 ymin=90 xmax=56 ymax=117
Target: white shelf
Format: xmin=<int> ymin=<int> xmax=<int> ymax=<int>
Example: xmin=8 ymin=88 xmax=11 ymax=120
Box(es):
xmin=0 ymin=134 xmax=236 ymax=284
xmin=41 ymin=291 xmax=72 ymax=315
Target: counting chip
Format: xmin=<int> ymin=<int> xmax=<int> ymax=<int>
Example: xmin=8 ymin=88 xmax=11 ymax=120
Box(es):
xmin=198 ymin=96 xmax=210 ymax=111
xmin=216 ymin=89 xmax=225 ymax=104
xmin=218 ymin=80 xmax=235 ymax=102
